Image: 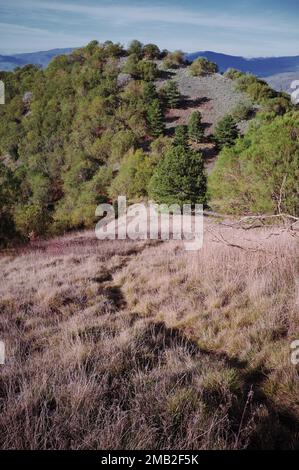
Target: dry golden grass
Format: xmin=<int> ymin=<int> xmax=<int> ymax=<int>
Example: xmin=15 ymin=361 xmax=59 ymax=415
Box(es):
xmin=0 ymin=223 xmax=298 ymax=449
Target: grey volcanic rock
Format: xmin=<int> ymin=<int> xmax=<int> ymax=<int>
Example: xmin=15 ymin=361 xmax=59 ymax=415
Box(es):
xmin=156 ymin=68 xmax=248 ymax=134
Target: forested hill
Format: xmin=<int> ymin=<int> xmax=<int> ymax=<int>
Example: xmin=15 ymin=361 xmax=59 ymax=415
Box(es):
xmin=0 ymin=40 xmax=298 ymax=246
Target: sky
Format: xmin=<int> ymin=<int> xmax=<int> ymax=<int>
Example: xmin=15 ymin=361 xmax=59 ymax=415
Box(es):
xmin=0 ymin=0 xmax=298 ymax=57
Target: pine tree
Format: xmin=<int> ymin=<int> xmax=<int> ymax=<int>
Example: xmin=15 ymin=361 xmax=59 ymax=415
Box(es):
xmin=214 ymin=115 xmax=239 ymax=148
xmin=147 ymin=99 xmax=165 ymax=137
xmin=188 ymin=111 xmax=204 ymax=143
xmin=162 ymin=81 xmax=180 ymax=108
xmin=127 ymin=39 xmax=143 ymax=58
xmin=148 ymin=145 xmax=207 ymax=207
xmin=173 ymin=125 xmax=189 ymax=149
xmin=143 ymin=82 xmax=158 ymax=104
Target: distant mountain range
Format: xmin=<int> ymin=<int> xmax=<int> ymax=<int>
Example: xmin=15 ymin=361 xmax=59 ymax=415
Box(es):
xmin=0 ymin=48 xmax=74 ymax=71
xmin=1 ymin=48 xmax=299 ymax=93
xmin=185 ymin=51 xmax=299 ymax=77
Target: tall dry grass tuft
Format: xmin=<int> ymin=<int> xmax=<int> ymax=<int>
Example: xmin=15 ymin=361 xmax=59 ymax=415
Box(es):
xmin=0 ymin=225 xmax=298 ymax=449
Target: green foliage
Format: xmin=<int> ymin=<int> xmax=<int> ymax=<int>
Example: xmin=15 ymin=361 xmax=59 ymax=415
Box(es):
xmin=231 ymin=101 xmax=254 ymax=121
xmin=137 ymin=60 xmax=158 ymax=81
xmin=127 ymin=40 xmax=143 ymax=58
xmin=173 ymin=125 xmax=189 ymax=149
xmin=188 ymin=111 xmax=204 ymax=143
xmin=122 ymin=54 xmax=140 ymax=77
xmin=143 ymin=82 xmax=158 ymax=104
xmin=0 ymin=40 xmax=162 ymax=241
xmin=263 ymin=97 xmax=291 ymax=116
xmin=149 ymin=136 xmax=172 ymax=161
xmin=161 ymin=81 xmax=180 ymax=108
xmin=189 ymin=57 xmax=218 ymax=77
xmin=214 ymin=115 xmax=239 ymax=148
xmin=209 ymin=111 xmax=299 ymax=215
xmin=226 ymin=69 xmax=293 ymax=118
xmin=148 ymin=145 xmax=207 ymax=207
xmin=0 ymin=39 xmax=297 ymax=245
xmin=143 ymin=43 xmax=160 ymax=60
xmin=109 ymin=149 xmax=155 ymax=200
xmin=147 ymin=99 xmax=165 ymax=137
xmin=0 ymin=162 xmax=20 ymax=245
xmin=235 ymin=73 xmax=278 ymax=104
xmin=223 ymin=68 xmax=244 ymax=80
xmin=163 ymin=51 xmax=185 ymax=69
xmin=122 ymin=56 xmax=158 ymax=81
xmin=14 ymin=203 xmax=51 ymax=238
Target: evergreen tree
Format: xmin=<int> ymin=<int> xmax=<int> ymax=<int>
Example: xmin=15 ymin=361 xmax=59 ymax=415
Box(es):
xmin=137 ymin=60 xmax=158 ymax=81
xmin=122 ymin=53 xmax=139 ymax=77
xmin=214 ymin=115 xmax=239 ymax=148
xmin=209 ymin=111 xmax=299 ymax=215
xmin=162 ymin=81 xmax=180 ymax=108
xmin=127 ymin=39 xmax=143 ymax=58
xmin=147 ymin=99 xmax=165 ymax=137
xmin=148 ymin=145 xmax=207 ymax=206
xmin=143 ymin=43 xmax=160 ymax=60
xmin=173 ymin=125 xmax=189 ymax=149
xmin=188 ymin=111 xmax=204 ymax=143
xmin=143 ymin=82 xmax=157 ymax=104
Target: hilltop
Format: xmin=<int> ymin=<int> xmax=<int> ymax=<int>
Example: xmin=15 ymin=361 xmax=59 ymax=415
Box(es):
xmin=1 ymin=47 xmax=299 ymax=93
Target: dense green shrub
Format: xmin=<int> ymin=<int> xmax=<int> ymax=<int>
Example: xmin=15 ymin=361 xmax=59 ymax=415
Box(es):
xmin=148 ymin=145 xmax=207 ymax=206
xmin=188 ymin=111 xmax=205 ymax=143
xmin=214 ymin=115 xmax=239 ymax=148
xmin=109 ymin=150 xmax=155 ymax=200
xmin=209 ymin=111 xmax=299 ymax=215
xmin=161 ymin=81 xmax=180 ymax=108
xmin=231 ymin=102 xmax=254 ymax=121
xmin=189 ymin=57 xmax=218 ymax=76
xmin=147 ymin=99 xmax=165 ymax=137
xmin=163 ymin=50 xmax=185 ymax=69
xmin=143 ymin=43 xmax=160 ymax=60
xmin=127 ymin=39 xmax=143 ymax=58
xmin=173 ymin=125 xmax=189 ymax=149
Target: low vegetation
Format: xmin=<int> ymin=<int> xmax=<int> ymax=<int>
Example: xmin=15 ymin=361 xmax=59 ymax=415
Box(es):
xmin=0 ymin=223 xmax=297 ymax=449
xmin=189 ymin=57 xmax=219 ymax=77
xmin=209 ymin=111 xmax=299 ymax=215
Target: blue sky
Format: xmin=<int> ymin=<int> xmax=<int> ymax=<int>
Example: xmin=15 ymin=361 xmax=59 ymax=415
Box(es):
xmin=0 ymin=0 xmax=298 ymax=56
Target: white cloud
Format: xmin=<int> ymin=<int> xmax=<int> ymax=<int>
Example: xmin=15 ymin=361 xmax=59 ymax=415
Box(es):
xmin=0 ymin=22 xmax=88 ymax=53
xmin=5 ymin=0 xmax=298 ymax=34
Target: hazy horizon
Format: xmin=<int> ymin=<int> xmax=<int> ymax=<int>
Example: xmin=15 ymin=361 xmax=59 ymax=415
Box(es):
xmin=0 ymin=0 xmax=298 ymax=57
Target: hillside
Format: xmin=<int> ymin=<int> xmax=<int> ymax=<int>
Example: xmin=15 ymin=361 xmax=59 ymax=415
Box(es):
xmin=0 ymin=40 xmax=297 ymax=246
xmin=156 ymin=68 xmax=248 ymax=134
